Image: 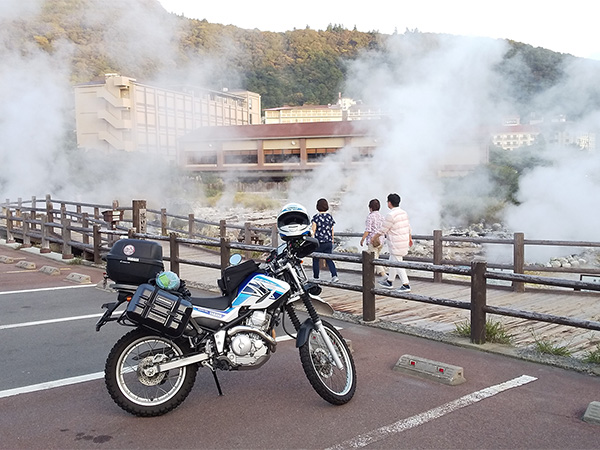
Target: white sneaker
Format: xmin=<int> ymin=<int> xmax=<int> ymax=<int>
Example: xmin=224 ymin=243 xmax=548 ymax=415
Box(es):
xmin=331 ymin=276 xmax=339 ymax=283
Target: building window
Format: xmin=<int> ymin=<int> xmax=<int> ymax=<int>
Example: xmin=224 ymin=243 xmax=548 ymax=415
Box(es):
xmin=263 ymin=149 xmax=301 ymax=164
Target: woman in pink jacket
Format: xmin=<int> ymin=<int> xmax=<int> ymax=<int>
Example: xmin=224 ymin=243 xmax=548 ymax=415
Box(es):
xmin=373 ymin=193 xmax=413 ymax=292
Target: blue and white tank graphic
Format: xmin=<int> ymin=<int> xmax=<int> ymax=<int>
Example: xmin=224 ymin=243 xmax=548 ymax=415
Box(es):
xmin=191 ymin=274 xmax=290 ymax=322
xmin=233 ymin=274 xmax=290 ymax=310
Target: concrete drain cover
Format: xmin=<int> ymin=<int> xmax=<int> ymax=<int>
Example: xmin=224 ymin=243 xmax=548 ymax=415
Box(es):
xmin=394 ymin=354 xmax=466 ymax=385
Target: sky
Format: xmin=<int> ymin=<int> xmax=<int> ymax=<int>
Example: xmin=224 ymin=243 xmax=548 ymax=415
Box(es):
xmin=158 ymin=0 xmax=600 ymax=61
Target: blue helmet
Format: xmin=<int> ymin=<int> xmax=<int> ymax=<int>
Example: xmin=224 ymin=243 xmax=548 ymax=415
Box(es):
xmin=277 ymin=203 xmax=311 ymax=241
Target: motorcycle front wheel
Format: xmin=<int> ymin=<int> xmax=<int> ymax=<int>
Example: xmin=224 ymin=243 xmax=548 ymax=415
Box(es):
xmin=104 ymin=328 xmax=198 ymax=417
xmin=299 ymin=320 xmax=356 ymax=405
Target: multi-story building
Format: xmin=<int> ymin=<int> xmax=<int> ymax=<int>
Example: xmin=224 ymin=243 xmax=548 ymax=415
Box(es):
xmin=491 ymin=124 xmax=540 ymax=150
xmin=177 ymin=120 xmax=488 ymax=178
xmin=263 ymin=96 xmax=386 ymax=124
xmin=74 ymin=74 xmax=261 ymax=159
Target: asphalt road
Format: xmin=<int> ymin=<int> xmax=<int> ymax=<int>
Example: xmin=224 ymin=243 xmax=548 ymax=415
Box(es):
xmin=1 ymin=249 xmax=599 ymax=449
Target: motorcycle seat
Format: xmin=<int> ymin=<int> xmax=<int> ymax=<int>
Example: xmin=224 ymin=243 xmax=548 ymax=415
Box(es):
xmin=187 ymin=293 xmax=236 ymax=311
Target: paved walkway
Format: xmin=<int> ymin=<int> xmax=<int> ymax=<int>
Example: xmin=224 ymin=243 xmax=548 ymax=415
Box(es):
xmin=168 ymin=243 xmax=600 ymax=362
xmin=2 ymin=239 xmax=599 ymax=369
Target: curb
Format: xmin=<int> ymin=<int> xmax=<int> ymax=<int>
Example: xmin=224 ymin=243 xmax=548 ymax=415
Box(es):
xmin=332 ymin=311 xmax=600 ymax=377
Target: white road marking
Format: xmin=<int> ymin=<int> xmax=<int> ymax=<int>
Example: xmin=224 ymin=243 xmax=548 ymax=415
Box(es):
xmin=327 ymin=374 xmax=538 ymax=449
xmin=0 ymin=372 xmax=104 ymax=399
xmin=0 ymin=284 xmax=98 ymax=296
xmin=0 ymin=313 xmax=103 ymax=330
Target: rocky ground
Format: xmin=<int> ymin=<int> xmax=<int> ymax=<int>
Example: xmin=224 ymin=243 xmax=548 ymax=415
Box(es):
xmin=160 ymin=205 xmax=600 ymax=271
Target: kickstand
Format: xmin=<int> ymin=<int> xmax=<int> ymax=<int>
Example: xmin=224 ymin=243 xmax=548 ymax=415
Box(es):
xmin=211 ymin=370 xmax=224 ymax=396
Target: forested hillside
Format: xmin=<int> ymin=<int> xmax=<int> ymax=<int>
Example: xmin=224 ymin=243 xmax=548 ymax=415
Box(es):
xmin=4 ymin=0 xmax=586 ymax=111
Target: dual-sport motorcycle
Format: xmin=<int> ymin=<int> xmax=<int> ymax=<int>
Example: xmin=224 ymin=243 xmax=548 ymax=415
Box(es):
xmin=96 ymin=203 xmax=356 ymax=416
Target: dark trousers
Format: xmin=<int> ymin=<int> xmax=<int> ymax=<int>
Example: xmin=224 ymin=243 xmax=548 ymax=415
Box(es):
xmin=312 ymin=241 xmax=337 ymax=278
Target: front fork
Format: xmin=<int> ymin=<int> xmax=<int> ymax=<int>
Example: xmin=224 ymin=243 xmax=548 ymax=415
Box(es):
xmin=286 ymin=299 xmax=345 ymax=370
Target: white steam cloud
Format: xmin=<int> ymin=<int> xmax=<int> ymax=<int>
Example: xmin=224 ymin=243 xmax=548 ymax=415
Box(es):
xmin=290 ymin=34 xmax=511 ymax=234
xmin=1 ymin=2 xmax=599 ymax=253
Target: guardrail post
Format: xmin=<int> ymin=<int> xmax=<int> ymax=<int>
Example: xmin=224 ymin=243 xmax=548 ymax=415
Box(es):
xmin=170 ymin=233 xmax=180 ymax=276
xmin=362 ymin=250 xmax=376 ymax=322
xmin=470 ymin=259 xmax=487 ymax=344
xmin=188 ymin=214 xmax=195 ymax=239
xmin=220 ymin=237 xmax=231 ymax=274
xmin=61 ymin=217 xmax=73 ymax=259
xmin=132 ymin=200 xmax=147 ymax=234
xmin=513 ymin=232 xmax=525 ymax=292
xmin=40 ymin=214 xmax=50 ymax=253
xmin=22 ymin=213 xmax=31 ymax=247
xmin=93 ymin=225 xmax=101 ymax=264
xmin=161 ymin=208 xmax=167 ymax=235
xmin=433 ymin=229 xmax=443 ymax=283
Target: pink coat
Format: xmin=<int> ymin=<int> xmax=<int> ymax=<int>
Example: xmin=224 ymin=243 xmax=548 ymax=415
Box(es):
xmin=380 ymin=207 xmax=411 ymax=256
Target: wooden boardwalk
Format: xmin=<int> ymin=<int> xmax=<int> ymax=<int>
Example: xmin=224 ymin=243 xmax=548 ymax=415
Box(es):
xmin=170 ymin=244 xmax=600 ymax=358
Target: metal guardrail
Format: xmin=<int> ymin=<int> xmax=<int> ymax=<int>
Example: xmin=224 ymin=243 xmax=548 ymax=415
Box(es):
xmin=2 ymin=195 xmax=600 ymax=345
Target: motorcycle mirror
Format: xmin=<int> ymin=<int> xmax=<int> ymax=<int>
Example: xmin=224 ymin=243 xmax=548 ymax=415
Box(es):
xmin=229 ymin=253 xmax=243 ymax=266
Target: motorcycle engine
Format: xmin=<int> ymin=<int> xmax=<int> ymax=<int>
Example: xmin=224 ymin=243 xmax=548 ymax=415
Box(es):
xmin=224 ymin=311 xmax=273 ymax=369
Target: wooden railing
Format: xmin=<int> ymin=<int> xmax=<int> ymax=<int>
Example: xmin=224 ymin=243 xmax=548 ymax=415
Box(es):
xmin=2 ymin=195 xmax=600 ymax=345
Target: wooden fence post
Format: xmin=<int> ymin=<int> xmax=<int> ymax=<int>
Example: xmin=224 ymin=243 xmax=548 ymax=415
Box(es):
xmin=188 ymin=214 xmax=195 ymax=239
xmin=61 ymin=218 xmax=73 ymax=259
xmin=433 ymin=229 xmax=443 ymax=283
xmin=5 ymin=208 xmax=14 ymax=243
xmin=170 ymin=233 xmax=180 ymax=275
xmin=82 ymin=213 xmax=90 ymax=245
xmin=219 ymin=220 xmax=227 ymax=239
xmin=362 ymin=250 xmax=376 ymax=322
xmin=45 ymin=194 xmax=54 ymax=227
xmin=271 ymin=224 xmax=278 ymax=248
xmin=470 ymin=259 xmax=487 ymax=344
xmin=161 ymin=208 xmax=167 ymax=236
xmin=30 ymin=196 xmax=37 ymax=232
xmin=132 ymin=200 xmax=147 ymax=234
xmin=244 ymin=222 xmax=252 ymax=259
xmin=93 ymin=225 xmax=101 ymax=264
xmin=40 ymin=214 xmax=50 ymax=253
xmin=220 ymin=237 xmax=231 ymax=274
xmin=513 ymin=232 xmax=525 ymax=292
xmin=22 ymin=213 xmax=31 ymax=247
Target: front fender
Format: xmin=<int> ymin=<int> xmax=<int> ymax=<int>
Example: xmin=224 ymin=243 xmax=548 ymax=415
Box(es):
xmin=289 ymin=293 xmax=334 ymax=317
xmin=296 ymin=318 xmax=315 ymax=348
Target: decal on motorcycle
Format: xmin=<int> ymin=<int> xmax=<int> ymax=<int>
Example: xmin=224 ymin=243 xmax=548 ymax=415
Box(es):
xmin=193 ymin=307 xmax=228 ymax=319
xmin=123 ymin=244 xmax=135 ymax=256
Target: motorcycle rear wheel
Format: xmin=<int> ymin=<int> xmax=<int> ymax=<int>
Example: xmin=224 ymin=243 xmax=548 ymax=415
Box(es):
xmin=104 ymin=328 xmax=198 ymax=417
xmin=299 ymin=320 xmax=356 ymax=405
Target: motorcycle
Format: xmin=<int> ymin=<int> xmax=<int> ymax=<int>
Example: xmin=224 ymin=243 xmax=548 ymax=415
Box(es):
xmin=96 ymin=235 xmax=357 ymax=417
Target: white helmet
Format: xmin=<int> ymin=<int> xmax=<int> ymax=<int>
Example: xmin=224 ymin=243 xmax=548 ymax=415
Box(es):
xmin=277 ymin=203 xmax=311 ymax=241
